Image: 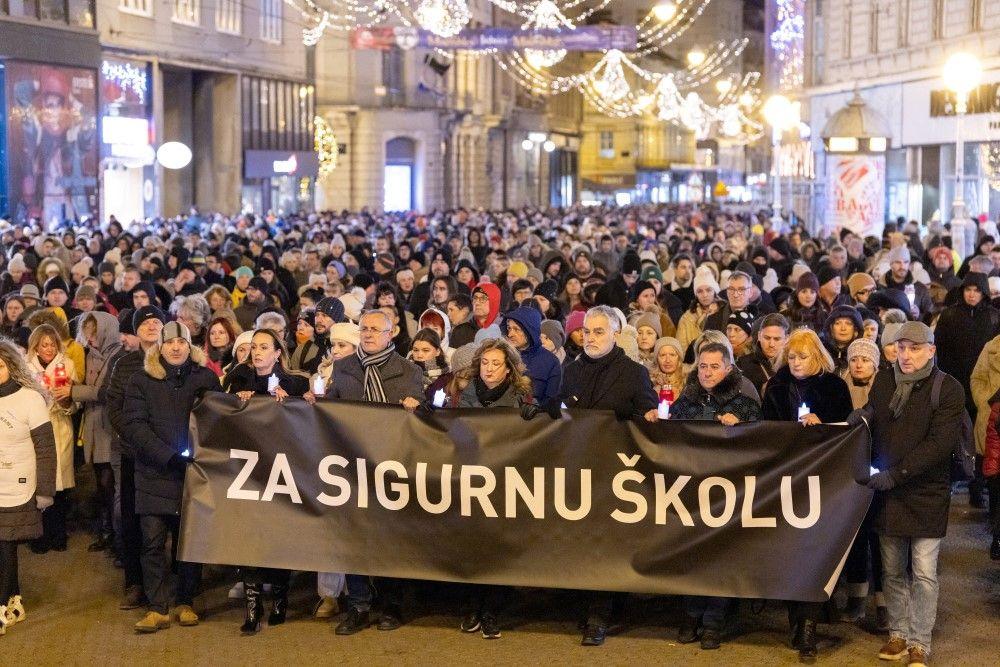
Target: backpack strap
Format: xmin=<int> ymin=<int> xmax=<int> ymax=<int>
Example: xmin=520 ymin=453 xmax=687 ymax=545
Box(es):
xmin=930 ymin=369 xmax=944 ymax=411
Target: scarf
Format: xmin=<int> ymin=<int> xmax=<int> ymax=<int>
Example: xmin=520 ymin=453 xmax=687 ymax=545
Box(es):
xmin=473 ymin=375 xmax=510 ymax=407
xmin=415 ymin=358 xmax=444 ymax=389
xmin=889 ymin=360 xmax=934 ymax=418
xmin=358 ymin=344 xmax=395 ymax=403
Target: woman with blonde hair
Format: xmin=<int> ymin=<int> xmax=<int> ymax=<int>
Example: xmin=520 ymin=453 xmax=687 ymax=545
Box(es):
xmin=648 ymin=337 xmax=685 ymax=393
xmin=25 ymin=324 xmax=77 ymax=553
xmin=0 ymin=338 xmax=57 ymax=635
xmin=761 ymin=327 xmax=853 ymax=661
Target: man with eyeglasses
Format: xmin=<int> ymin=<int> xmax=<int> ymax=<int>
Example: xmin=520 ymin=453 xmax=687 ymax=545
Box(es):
xmin=328 ymin=310 xmax=424 ymax=637
xmin=847 ymin=273 xmax=877 ymax=306
xmin=703 ymin=271 xmax=763 ymax=334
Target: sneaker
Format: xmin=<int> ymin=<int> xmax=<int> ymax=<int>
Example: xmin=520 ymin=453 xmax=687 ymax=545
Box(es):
xmin=907 ymin=646 xmax=928 ymax=666
xmin=877 ymin=636 xmax=908 ymax=660
xmin=228 ymin=582 xmax=245 ymax=599
xmin=119 ymin=585 xmax=147 ymax=610
xmin=460 ymin=610 xmax=481 ymax=633
xmin=5 ymin=596 xmax=25 ymax=624
xmin=314 ymin=596 xmax=339 ymax=619
xmin=174 ymin=605 xmax=199 ymax=626
xmin=480 ymin=613 xmax=501 ymax=639
xmin=134 ymin=611 xmax=171 ymax=634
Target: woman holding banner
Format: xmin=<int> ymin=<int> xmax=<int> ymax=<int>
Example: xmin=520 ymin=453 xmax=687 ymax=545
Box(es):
xmin=446 ymin=338 xmax=534 ymax=639
xmin=761 ymin=327 xmax=853 ymax=661
xmin=224 ymin=329 xmax=308 ymax=635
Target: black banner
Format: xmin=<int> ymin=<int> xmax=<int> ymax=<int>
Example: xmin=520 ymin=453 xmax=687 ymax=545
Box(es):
xmin=179 ymin=394 xmax=872 ymax=602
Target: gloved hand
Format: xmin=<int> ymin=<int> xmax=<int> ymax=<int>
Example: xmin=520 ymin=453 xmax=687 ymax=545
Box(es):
xmin=168 ymin=452 xmax=194 ymax=475
xmin=520 ymin=402 xmax=541 ymax=421
xmin=846 ymin=409 xmax=868 ymax=428
xmin=36 ymin=495 xmax=54 ymax=511
xmin=541 ymin=397 xmax=563 ymax=420
xmin=866 ymin=470 xmax=898 ymax=491
xmin=413 ymin=402 xmax=435 ymax=419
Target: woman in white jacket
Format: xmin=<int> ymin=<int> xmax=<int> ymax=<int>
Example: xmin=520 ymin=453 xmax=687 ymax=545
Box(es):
xmin=0 ymin=338 xmax=57 ymax=636
xmin=25 ymin=324 xmax=76 ymax=553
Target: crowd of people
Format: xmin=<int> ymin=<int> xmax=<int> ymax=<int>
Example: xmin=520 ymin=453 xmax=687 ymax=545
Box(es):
xmin=0 ymin=204 xmax=997 ymax=665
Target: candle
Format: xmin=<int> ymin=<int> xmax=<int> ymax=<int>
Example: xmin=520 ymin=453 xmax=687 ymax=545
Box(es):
xmin=313 ymin=375 xmax=327 ymax=396
xmin=433 ymin=388 xmax=447 ymax=408
xmin=267 ymin=374 xmax=280 ymax=393
xmin=657 ymin=399 xmax=671 ymax=420
xmin=798 ymin=403 xmax=810 ymax=420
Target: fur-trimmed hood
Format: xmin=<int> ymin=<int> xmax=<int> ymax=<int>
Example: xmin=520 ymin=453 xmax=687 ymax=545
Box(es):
xmin=144 ymin=343 xmax=206 ymax=380
xmin=678 ymin=364 xmax=744 ymax=406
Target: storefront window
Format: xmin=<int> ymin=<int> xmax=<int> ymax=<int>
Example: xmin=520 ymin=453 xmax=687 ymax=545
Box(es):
xmin=6 ymin=0 xmax=39 ymax=18
xmin=38 ymin=0 xmax=65 ymax=22
xmin=68 ymin=0 xmax=93 ymax=26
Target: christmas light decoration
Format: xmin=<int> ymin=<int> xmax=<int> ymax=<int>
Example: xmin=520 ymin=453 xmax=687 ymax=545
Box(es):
xmin=414 ymin=0 xmax=470 ymax=37
xmin=314 ymin=115 xmax=338 ymax=176
xmin=101 ymin=60 xmax=149 ymax=104
xmin=769 ymin=0 xmax=804 ymax=91
xmin=522 ymin=0 xmax=571 ymax=69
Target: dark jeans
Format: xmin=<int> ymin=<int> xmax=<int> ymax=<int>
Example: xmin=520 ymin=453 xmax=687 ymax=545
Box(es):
xmin=243 ymin=567 xmax=290 ymax=589
xmin=120 ymin=457 xmax=143 ymax=588
xmin=32 ymin=489 xmax=70 ymax=549
xmin=0 ymin=540 xmax=18 ymax=601
xmin=788 ymin=601 xmax=824 ymax=625
xmin=463 ymin=584 xmax=509 ymax=616
xmin=345 ymin=574 xmax=404 ymax=613
xmin=139 ymin=514 xmax=202 ymax=614
xmin=684 ymin=595 xmax=728 ymax=631
xmin=585 ymin=591 xmax=627 ymax=627
xmin=93 ymin=462 xmax=115 ymax=537
xmin=845 ymin=510 xmax=883 ymax=597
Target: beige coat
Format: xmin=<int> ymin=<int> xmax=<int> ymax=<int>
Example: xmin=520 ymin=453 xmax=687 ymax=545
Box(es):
xmin=969 ymin=334 xmax=1000 ymax=455
xmin=27 ymin=352 xmax=77 ymax=490
xmin=676 ymin=304 xmax=714 ymax=358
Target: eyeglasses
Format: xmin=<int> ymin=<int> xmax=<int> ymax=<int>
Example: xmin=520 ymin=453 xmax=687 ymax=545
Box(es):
xmin=472 ymin=294 xmax=490 ymax=303
xmin=359 ymin=327 xmax=392 ymax=334
xmin=728 ymin=287 xmax=749 ymax=294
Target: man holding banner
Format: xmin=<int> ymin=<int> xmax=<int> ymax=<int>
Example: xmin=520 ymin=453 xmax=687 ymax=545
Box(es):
xmin=328 ymin=309 xmax=424 ymax=636
xmin=557 ymin=305 xmax=657 ymax=646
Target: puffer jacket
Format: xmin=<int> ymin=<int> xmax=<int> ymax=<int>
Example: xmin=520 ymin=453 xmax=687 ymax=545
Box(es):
xmin=0 ymin=382 xmax=57 ymax=542
xmin=669 ymin=366 xmax=761 ymax=422
xmin=120 ymin=348 xmax=220 ymax=515
xmin=71 ymin=311 xmax=122 ymax=464
xmin=502 ymin=306 xmax=561 ymax=404
xmin=969 ymin=333 xmax=1000 ymax=455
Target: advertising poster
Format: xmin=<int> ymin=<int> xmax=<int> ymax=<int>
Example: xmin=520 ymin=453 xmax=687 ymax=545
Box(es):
xmin=825 ymin=154 xmax=886 ymax=238
xmin=5 ymin=61 xmax=98 ymax=224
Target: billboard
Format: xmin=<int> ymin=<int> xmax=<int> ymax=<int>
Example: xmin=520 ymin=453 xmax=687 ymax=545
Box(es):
xmin=825 ymin=154 xmax=886 ymax=238
xmin=4 ymin=61 xmax=98 ymax=223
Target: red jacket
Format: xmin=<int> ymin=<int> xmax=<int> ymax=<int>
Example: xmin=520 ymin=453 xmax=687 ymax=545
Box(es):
xmin=983 ymin=402 xmax=1000 ymax=477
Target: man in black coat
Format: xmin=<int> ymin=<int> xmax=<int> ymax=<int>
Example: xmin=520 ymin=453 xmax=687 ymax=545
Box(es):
xmin=120 ymin=321 xmax=220 ymax=634
xmin=595 ymin=252 xmax=641 ymax=313
xmin=557 ymin=305 xmax=657 ymax=646
xmin=329 ymin=310 xmax=424 ymax=636
xmin=854 ymin=322 xmax=964 ymax=666
xmin=104 ymin=305 xmax=167 ymax=610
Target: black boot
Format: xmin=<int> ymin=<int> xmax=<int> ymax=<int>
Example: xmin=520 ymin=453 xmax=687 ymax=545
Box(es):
xmin=796 ymin=620 xmax=818 ymax=662
xmin=268 ymin=584 xmax=288 ymax=626
xmin=240 ymin=582 xmax=263 ymax=635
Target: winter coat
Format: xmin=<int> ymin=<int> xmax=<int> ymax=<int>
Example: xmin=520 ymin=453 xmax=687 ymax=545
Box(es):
xmin=71 ymin=312 xmax=122 ymax=464
xmin=981 ymin=396 xmax=1000 ymax=478
xmin=676 ymin=302 xmax=717 ymax=359
xmin=120 ymin=352 xmax=220 ymax=515
xmin=935 ymin=299 xmax=1000 ymax=413
xmin=839 ymin=369 xmax=876 ymax=410
xmin=104 ymin=348 xmax=145 ymax=451
xmin=703 ymin=303 xmax=767 ymax=335
xmin=26 ymin=352 xmax=76 ymax=491
xmin=880 ymin=272 xmax=934 ymax=321
xmin=224 ymin=363 xmax=310 ymax=397
xmin=559 ymin=345 xmax=657 ymax=420
xmin=970 ymin=334 xmax=1000 ymax=455
xmin=761 ymin=366 xmax=853 ymax=424
xmin=737 ymin=348 xmax=777 ymax=395
xmin=669 ymin=366 xmax=761 ymax=422
xmin=0 ymin=382 xmax=57 ymax=541
xmin=233 ymin=299 xmax=265 ymax=332
xmin=502 ymin=306 xmax=562 ymax=404
xmin=862 ymin=366 xmax=964 ymax=538
xmin=457 ymin=379 xmax=524 ymax=408
xmin=289 ymin=338 xmax=322 ymax=375
xmin=327 ymin=350 xmax=424 ymax=403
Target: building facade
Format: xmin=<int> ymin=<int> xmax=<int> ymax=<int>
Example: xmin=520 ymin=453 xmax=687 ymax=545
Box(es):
xmin=806 ymin=0 xmax=1000 ymax=228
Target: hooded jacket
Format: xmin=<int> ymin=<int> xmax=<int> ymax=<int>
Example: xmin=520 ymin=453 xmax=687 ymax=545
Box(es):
xmin=120 ymin=349 xmax=219 ymax=515
xmin=70 ymin=311 xmax=122 ymax=464
xmin=502 ymin=305 xmax=562 ymax=404
xmin=969 ymin=333 xmax=1000 ymax=455
xmin=821 ymin=305 xmax=864 ymax=372
xmin=473 ymin=282 xmax=502 ymax=330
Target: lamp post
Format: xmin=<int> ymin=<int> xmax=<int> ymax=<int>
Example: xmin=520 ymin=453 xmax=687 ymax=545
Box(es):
xmin=762 ymin=94 xmax=797 ymax=226
xmin=943 ymin=52 xmax=982 ymax=221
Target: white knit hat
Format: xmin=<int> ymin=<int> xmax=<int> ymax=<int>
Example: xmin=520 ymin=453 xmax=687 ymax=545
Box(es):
xmin=693 ymin=266 xmax=719 ymax=293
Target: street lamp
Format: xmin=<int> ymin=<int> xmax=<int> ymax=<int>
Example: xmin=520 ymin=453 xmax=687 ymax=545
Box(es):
xmin=943 ymin=52 xmax=983 ymax=224
xmin=762 ymin=94 xmax=799 ymax=225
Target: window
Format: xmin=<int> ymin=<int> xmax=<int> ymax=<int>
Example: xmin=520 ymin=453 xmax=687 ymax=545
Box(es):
xmin=599 ymin=131 xmax=614 ymax=159
xmin=68 ymin=0 xmax=92 ymax=25
xmin=172 ymin=0 xmax=198 ymax=25
xmin=260 ymin=0 xmax=281 ymax=43
xmin=215 ymin=0 xmax=239 ymax=33
xmin=38 ymin=0 xmax=66 ymax=22
xmin=119 ymin=0 xmax=151 ymax=17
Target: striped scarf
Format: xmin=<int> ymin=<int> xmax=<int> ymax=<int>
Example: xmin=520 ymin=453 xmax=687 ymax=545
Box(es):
xmin=358 ymin=344 xmax=396 ymax=403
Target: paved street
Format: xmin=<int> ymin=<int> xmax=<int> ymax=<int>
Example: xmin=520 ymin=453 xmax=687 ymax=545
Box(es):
xmin=4 ymin=489 xmax=997 ymax=665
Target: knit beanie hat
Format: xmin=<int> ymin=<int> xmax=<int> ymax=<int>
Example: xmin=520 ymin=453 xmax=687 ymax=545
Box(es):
xmin=565 ymin=310 xmax=586 ymax=335
xmin=692 ymin=266 xmax=720 ymax=294
xmin=641 ymin=264 xmax=664 ymax=283
xmin=44 ymin=275 xmax=70 ymax=296
xmin=653 ymin=336 xmax=684 ymax=361
xmin=847 ymin=338 xmax=880 ymax=368
xmin=315 ymin=296 xmax=346 ymax=322
xmin=328 ymin=322 xmax=360 ymax=348
xmin=74 ymin=284 xmax=97 ymax=302
xmin=132 ymin=305 xmax=166 ymax=331
xmin=631 ymin=311 xmax=662 ymax=337
xmin=160 ymin=321 xmax=192 ymax=345
xmin=796 ymin=271 xmax=820 ymax=293
xmin=887 ymin=245 xmax=911 ymax=264
xmin=816 ymin=264 xmax=840 ymax=287
xmin=450 ymin=342 xmax=478 ymax=373
xmin=534 ymin=279 xmax=559 ymax=304
xmin=117 ymin=308 xmax=136 ymax=335
xmin=727 ymin=310 xmax=754 ymax=337
xmin=7 ymin=253 xmax=26 ymax=273
xmin=540 ymin=319 xmax=565 ymax=350
xmin=846 ymin=272 xmax=876 ymax=297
